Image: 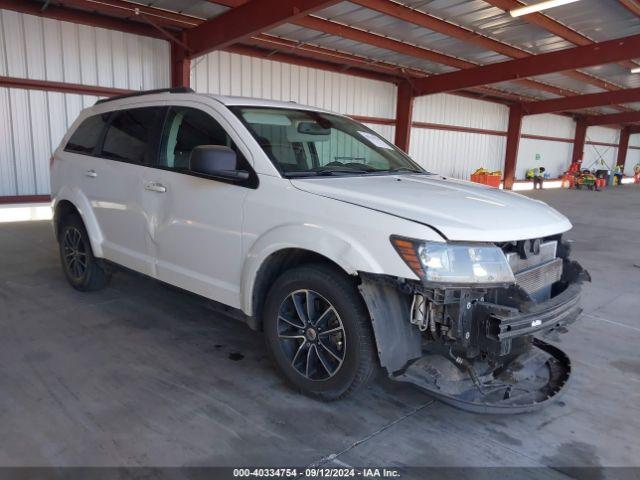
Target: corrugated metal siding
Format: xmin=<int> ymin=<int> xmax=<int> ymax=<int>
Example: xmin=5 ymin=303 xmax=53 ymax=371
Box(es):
xmin=0 ymin=10 xmax=169 ymax=88
xmin=412 ymin=93 xmax=508 ymax=130
xmin=409 ymin=96 xmax=591 ymax=180
xmin=0 ymin=8 xmax=170 ymax=197
xmin=625 ymin=149 xmax=640 ymax=176
xmin=0 ymin=89 xmax=100 ymax=196
xmin=522 ymin=114 xmax=575 ymax=138
xmin=410 ymin=94 xmax=506 ymax=179
xmin=409 ymin=128 xmax=505 ymax=179
xmin=584 ymin=126 xmax=619 ymax=171
xmin=191 ymin=50 xmax=397 ymax=119
xmin=517 ymin=115 xmax=575 ymax=179
xmin=517 ymin=138 xmax=572 ymax=180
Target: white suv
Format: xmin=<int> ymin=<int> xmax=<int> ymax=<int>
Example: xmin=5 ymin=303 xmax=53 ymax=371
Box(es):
xmin=50 ymin=88 xmax=589 ymax=411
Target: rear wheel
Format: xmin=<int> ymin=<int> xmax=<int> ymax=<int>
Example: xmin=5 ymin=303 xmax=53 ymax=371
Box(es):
xmin=58 ymin=214 xmax=110 ymax=291
xmin=263 ymin=264 xmax=378 ymax=400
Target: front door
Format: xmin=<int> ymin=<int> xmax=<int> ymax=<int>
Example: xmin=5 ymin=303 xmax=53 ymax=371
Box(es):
xmin=141 ymin=104 xmax=254 ymax=308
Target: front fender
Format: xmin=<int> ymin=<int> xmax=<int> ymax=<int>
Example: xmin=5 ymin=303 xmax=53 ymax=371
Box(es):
xmin=240 ymin=223 xmax=383 ymax=315
xmin=52 ymin=186 xmax=104 ymax=258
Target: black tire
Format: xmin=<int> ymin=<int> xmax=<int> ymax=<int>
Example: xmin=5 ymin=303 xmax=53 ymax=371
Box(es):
xmin=263 ymin=264 xmax=378 ymax=401
xmin=58 ymin=214 xmax=111 ymax=291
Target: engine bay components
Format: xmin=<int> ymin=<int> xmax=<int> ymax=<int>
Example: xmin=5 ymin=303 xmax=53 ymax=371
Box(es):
xmin=360 ymin=236 xmax=590 ymax=414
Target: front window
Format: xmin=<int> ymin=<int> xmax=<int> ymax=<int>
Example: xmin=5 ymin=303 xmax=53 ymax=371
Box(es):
xmin=231 ymin=106 xmax=424 ymax=177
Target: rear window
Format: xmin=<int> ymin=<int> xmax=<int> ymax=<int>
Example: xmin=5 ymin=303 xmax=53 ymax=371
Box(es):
xmin=64 ymin=114 xmax=109 ymax=155
xmin=100 ymin=107 xmax=163 ymax=165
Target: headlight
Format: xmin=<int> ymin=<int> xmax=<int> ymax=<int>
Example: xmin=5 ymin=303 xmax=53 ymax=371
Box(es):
xmin=391 ymin=236 xmax=515 ymax=285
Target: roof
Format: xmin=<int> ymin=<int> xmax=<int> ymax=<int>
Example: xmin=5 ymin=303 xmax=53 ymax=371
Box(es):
xmin=9 ymin=0 xmax=640 ymax=127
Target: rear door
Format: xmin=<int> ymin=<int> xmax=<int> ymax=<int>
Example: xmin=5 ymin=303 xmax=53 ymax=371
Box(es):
xmin=57 ymin=112 xmax=110 ymax=211
xmin=87 ymin=105 xmax=165 ymax=275
xmin=141 ymin=103 xmax=256 ymax=308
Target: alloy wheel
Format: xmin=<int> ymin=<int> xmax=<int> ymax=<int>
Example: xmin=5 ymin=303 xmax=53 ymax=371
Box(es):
xmin=63 ymin=227 xmax=88 ymax=281
xmin=276 ymin=289 xmax=346 ymax=381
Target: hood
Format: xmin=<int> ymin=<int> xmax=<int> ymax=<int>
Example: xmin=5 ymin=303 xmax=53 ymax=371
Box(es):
xmin=291 ymin=174 xmax=572 ymax=242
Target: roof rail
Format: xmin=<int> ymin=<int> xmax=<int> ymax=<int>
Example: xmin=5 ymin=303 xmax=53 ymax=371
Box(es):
xmin=94 ymin=87 xmax=195 ymax=105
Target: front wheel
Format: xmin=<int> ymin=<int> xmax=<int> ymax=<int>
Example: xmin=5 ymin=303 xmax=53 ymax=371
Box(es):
xmin=263 ymin=264 xmax=378 ymax=400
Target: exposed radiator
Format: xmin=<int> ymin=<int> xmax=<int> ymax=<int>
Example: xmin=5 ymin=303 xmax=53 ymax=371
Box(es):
xmin=515 ymin=258 xmax=563 ymax=295
xmin=506 ymin=240 xmax=557 ymax=273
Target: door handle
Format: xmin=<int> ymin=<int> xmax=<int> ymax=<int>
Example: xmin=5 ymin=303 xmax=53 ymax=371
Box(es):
xmin=145 ymin=182 xmax=167 ymax=193
xmin=85 ymin=170 xmax=97 ymax=178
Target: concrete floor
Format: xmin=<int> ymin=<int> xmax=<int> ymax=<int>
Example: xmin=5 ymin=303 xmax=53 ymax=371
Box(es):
xmin=1 ymin=186 xmax=639 ymax=474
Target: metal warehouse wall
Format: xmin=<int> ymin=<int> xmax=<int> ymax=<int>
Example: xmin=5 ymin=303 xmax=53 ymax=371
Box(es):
xmin=518 ymin=114 xmax=575 ymax=180
xmin=627 ymin=136 xmax=640 ymax=176
xmin=0 ymin=9 xmax=170 ymax=197
xmin=583 ymin=126 xmax=620 ymax=172
xmin=409 ymin=94 xmax=626 ymax=181
xmin=190 ymin=51 xmax=396 ymax=141
xmin=409 ymin=94 xmax=507 ymax=178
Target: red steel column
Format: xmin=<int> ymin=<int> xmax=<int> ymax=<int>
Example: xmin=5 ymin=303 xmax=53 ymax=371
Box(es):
xmin=171 ymin=33 xmax=191 ymax=88
xmin=571 ymin=119 xmax=587 ymax=165
xmin=616 ymin=126 xmax=631 ymax=167
xmin=394 ymin=81 xmax=414 ymax=153
xmin=503 ymin=104 xmax=522 ymax=190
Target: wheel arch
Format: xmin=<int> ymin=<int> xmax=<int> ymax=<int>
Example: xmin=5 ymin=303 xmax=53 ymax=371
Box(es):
xmin=52 ymin=188 xmax=104 ymax=257
xmin=241 ymin=224 xmax=383 ymax=329
xmin=246 ymin=248 xmax=354 ymax=331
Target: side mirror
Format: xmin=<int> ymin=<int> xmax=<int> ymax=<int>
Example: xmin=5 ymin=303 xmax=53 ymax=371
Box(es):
xmin=189 ymin=145 xmax=250 ymax=181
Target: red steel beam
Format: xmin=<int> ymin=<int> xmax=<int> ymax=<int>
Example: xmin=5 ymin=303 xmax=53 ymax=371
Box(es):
xmin=485 ymin=0 xmax=638 ymax=71
xmin=619 ymin=0 xmax=640 ymax=16
xmin=171 ymin=32 xmax=191 ymax=88
xmin=295 ymin=16 xmax=473 ymax=70
xmin=186 ymin=0 xmax=340 ymax=57
xmin=503 ymin=104 xmax=523 ymax=190
xmin=394 ymin=81 xmax=414 ymax=152
xmin=571 ymin=120 xmax=587 ymax=165
xmin=522 ymin=86 xmax=640 ymax=115
xmin=247 ymin=34 xmax=428 ymax=78
xmin=216 ymin=0 xmax=594 ymax=101
xmin=616 ymin=127 xmax=631 ymax=167
xmin=0 ymin=0 xmax=165 ymax=39
xmin=351 ymin=0 xmax=528 ymax=59
xmin=351 ymin=0 xmax=623 ymax=95
xmin=585 ymin=111 xmax=640 ymax=126
xmin=295 ymin=16 xmax=578 ymax=98
xmin=411 ymin=33 xmax=640 ymax=96
xmin=0 ymin=75 xmax=132 ymax=97
xmin=244 ymin=35 xmax=537 ymax=104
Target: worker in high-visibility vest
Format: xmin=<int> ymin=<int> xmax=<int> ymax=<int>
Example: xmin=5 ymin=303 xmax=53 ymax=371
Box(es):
xmin=613 ymin=164 xmax=623 ymax=186
xmin=526 ymin=166 xmax=546 ymax=190
xmin=634 ymin=163 xmax=640 ymax=184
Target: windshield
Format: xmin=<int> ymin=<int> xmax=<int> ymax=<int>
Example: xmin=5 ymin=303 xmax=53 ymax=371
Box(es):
xmin=230 ymin=106 xmax=425 ymax=177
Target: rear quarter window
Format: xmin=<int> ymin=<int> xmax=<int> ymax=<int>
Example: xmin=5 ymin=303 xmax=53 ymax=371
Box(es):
xmin=64 ymin=113 xmax=110 ymax=155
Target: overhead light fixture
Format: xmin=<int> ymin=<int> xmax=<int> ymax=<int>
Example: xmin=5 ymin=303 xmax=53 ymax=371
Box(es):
xmin=510 ymin=0 xmax=581 ymax=17
xmin=631 ymin=67 xmax=640 ymax=74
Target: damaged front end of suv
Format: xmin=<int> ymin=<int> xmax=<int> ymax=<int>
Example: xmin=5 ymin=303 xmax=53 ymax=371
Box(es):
xmin=359 ymin=235 xmax=590 ymax=413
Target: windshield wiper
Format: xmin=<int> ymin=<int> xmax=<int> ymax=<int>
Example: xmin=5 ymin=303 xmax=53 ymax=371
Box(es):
xmin=285 ymin=169 xmax=372 ymax=177
xmin=385 ymin=167 xmax=424 ymax=174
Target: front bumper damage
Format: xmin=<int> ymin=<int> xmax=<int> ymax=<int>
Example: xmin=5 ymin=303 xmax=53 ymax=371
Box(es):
xmin=359 ymin=253 xmax=590 ymax=414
